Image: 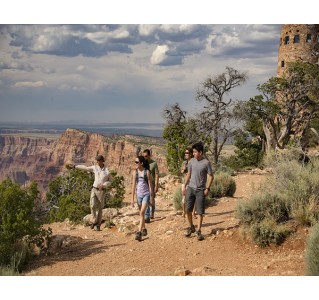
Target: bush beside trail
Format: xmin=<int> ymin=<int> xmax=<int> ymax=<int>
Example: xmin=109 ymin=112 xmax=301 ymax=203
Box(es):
xmin=235 ymin=147 xmax=319 ymax=248
xmin=0 ymin=179 xmax=51 ymax=274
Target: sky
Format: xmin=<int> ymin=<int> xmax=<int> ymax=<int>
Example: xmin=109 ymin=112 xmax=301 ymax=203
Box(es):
xmin=1 ymin=1 xmax=316 ymax=125
xmin=0 ymin=23 xmax=283 ymax=124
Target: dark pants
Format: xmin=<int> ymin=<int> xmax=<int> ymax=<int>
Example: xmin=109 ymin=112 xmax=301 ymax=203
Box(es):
xmin=185 ymin=187 xmax=205 ymax=215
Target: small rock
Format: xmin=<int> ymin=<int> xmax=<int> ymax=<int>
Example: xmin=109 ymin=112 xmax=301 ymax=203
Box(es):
xmin=174 ymin=266 xmax=191 ymax=276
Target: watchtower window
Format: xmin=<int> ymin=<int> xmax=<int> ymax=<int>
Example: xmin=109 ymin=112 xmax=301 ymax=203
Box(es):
xmin=306 ymin=34 xmax=312 ymax=43
xmin=284 ymin=36 xmax=289 ymax=45
xmin=281 ymin=61 xmax=285 ymax=68
xmin=293 ymin=35 xmax=300 ymax=43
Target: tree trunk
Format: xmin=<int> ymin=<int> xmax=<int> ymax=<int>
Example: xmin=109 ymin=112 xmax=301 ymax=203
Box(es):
xmin=263 ymin=122 xmax=276 ymax=152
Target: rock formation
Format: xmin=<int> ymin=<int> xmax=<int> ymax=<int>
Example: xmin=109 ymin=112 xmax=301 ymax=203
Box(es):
xmin=0 ymin=128 xmax=168 ymax=198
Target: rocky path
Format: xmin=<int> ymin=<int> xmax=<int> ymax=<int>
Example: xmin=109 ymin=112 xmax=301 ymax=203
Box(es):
xmin=23 ymin=172 xmax=307 ymax=276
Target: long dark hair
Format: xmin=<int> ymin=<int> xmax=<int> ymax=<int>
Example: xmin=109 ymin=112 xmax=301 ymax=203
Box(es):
xmin=137 ymin=155 xmax=150 ymax=171
xmin=185 ymin=147 xmax=194 ymax=158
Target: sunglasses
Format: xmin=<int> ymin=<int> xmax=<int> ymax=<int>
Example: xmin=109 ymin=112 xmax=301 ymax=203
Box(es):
xmin=185 ymin=152 xmax=190 ymax=154
xmin=135 ymin=161 xmax=140 ymax=164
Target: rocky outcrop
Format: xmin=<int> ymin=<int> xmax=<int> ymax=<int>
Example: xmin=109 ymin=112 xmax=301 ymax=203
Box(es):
xmin=0 ymin=128 xmax=168 ymax=198
xmin=0 ymin=135 xmax=56 ymax=193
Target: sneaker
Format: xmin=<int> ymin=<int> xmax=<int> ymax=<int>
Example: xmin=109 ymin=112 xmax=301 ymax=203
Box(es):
xmin=145 ymin=217 xmax=150 ymax=224
xmin=94 ymin=225 xmax=101 ymax=231
xmin=184 ymin=225 xmax=196 ymax=237
xmin=151 ymin=213 xmax=154 ymax=219
xmin=135 ymin=231 xmax=142 ymax=241
xmin=142 ymin=228 xmax=148 ymax=236
xmin=90 ymin=222 xmax=96 ymax=229
xmin=196 ymin=230 xmax=204 ymax=241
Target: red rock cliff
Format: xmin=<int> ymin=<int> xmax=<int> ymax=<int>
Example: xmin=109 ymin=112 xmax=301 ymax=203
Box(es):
xmin=0 ymin=129 xmax=168 ymax=198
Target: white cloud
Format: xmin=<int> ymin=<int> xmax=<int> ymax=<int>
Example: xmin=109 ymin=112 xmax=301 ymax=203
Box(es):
xmin=84 ymin=28 xmax=131 ymax=44
xmin=150 ymin=45 xmax=169 ymax=65
xmin=94 ymin=80 xmax=112 ymax=91
xmin=58 ymin=83 xmax=87 ymax=91
xmin=76 ymin=65 xmax=85 ymax=72
xmin=31 ymin=26 xmax=70 ymax=52
xmin=14 ymin=81 xmax=47 ymax=88
xmin=138 ymin=25 xmax=158 ymax=36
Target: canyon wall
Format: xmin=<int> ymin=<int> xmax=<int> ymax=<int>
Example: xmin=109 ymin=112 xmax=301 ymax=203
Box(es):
xmin=0 ymin=128 xmax=168 ymax=198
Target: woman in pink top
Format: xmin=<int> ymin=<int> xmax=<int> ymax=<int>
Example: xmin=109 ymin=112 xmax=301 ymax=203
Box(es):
xmin=131 ymin=155 xmax=153 ymax=241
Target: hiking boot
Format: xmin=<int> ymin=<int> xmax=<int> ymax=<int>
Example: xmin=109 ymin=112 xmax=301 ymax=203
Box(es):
xmin=184 ymin=225 xmax=196 ymax=237
xmin=90 ymin=223 xmax=96 ymax=229
xmin=142 ymin=228 xmax=148 ymax=236
xmin=145 ymin=217 xmax=150 ymax=224
xmin=196 ymin=230 xmax=204 ymax=241
xmin=94 ymin=225 xmax=101 ymax=231
xmin=151 ymin=213 xmax=154 ymax=219
xmin=135 ymin=231 xmax=142 ymax=241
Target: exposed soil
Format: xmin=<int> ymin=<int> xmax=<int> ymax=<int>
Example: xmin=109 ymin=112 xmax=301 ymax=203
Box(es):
xmin=23 ymin=172 xmax=307 ymax=276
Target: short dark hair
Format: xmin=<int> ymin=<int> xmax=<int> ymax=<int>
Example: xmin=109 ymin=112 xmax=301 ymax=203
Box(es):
xmin=192 ymin=142 xmax=204 ymax=153
xmin=96 ymin=154 xmax=105 ymax=162
xmin=143 ymin=149 xmax=151 ymax=156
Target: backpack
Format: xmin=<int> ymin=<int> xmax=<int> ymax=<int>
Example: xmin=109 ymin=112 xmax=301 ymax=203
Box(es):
xmin=135 ymin=169 xmax=148 ymax=185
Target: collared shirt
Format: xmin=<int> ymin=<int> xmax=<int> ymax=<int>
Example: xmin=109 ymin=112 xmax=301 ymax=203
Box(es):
xmin=75 ymin=164 xmax=112 ymax=188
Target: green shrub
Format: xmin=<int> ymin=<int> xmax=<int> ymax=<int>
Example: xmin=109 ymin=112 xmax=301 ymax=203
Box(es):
xmin=222 ymin=130 xmax=264 ymax=169
xmin=235 ymin=193 xmax=289 ymax=225
xmin=305 ymin=223 xmax=319 ymax=275
xmin=215 ymin=164 xmax=236 ymax=176
xmin=47 ymin=169 xmax=93 ymax=223
xmin=47 ymin=169 xmax=125 ymax=223
xmin=105 ymin=171 xmax=125 ymax=208
xmin=262 ymin=151 xmax=319 ymax=226
xmin=0 ymin=179 xmax=51 ymax=271
xmin=0 ymin=266 xmax=19 ymax=276
xmin=210 ymin=180 xmax=223 ymax=198
xmin=173 ymin=186 xmax=183 ymax=211
xmin=236 ymin=147 xmax=319 ymax=248
xmin=210 ymin=172 xmax=236 ymax=197
xmin=249 ymin=219 xmax=292 ymax=248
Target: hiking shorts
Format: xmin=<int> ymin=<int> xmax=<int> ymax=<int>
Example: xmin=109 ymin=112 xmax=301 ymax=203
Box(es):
xmin=185 ymin=187 xmax=205 ymax=215
xmin=137 ymin=194 xmax=150 ymax=206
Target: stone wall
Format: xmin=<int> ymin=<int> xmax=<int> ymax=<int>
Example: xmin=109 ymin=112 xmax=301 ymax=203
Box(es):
xmin=277 ymin=24 xmax=319 ymax=76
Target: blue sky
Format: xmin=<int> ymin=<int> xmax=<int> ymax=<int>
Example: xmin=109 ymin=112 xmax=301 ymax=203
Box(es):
xmin=0 ymin=2 xmax=315 ymax=124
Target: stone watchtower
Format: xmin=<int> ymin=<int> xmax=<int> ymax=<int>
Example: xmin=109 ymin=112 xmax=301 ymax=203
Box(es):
xmin=277 ymin=24 xmax=319 ymax=77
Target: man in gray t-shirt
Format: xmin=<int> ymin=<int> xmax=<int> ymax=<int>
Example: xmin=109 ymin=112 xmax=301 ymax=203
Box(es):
xmin=182 ymin=142 xmax=214 ymax=241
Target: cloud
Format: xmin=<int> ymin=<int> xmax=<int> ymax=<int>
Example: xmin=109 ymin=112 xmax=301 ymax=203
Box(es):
xmin=14 ymin=81 xmax=47 ymax=88
xmin=3 ymin=25 xmax=212 ymax=64
xmin=0 ymin=24 xmax=283 ymax=123
xmin=150 ymin=45 xmax=184 ymax=66
xmin=76 ymin=65 xmax=85 ymax=72
xmin=57 ymin=83 xmax=87 ymax=91
xmin=4 ymin=25 xmax=136 ymax=58
xmin=209 ymin=24 xmax=280 ymax=58
xmin=0 ymin=60 xmax=33 ymax=72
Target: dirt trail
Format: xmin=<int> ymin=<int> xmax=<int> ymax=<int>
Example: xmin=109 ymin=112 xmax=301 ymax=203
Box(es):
xmin=23 ymin=173 xmax=307 ymax=276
